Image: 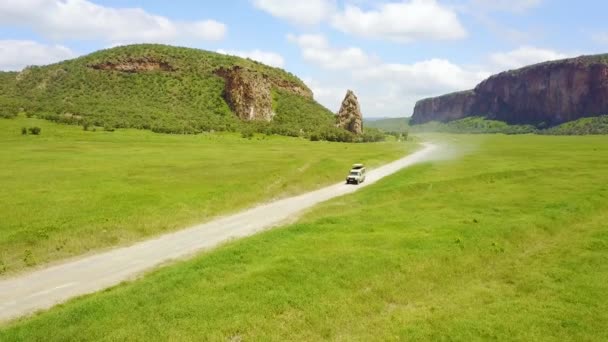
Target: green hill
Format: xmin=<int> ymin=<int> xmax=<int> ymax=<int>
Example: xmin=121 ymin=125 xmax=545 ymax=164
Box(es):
xmin=364 ymin=117 xmax=410 ymax=133
xmin=0 ymin=44 xmax=351 ymax=139
xmin=540 ymin=115 xmax=608 ymax=135
xmin=410 ymin=117 xmax=536 ymax=134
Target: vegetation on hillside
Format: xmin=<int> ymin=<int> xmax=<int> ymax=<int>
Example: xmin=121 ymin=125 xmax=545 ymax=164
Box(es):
xmin=500 ymin=53 xmax=608 ymax=75
xmin=3 ymin=134 xmax=607 ymax=340
xmin=410 ymin=117 xmax=537 ymax=134
xmin=0 ymin=117 xmax=410 ymax=274
xmin=540 ymin=115 xmax=608 ymax=135
xmin=0 ymin=72 xmax=19 ymax=119
xmin=409 ymin=115 xmax=608 ymax=135
xmin=0 ymin=44 xmax=366 ymax=141
xmin=364 ymin=117 xmax=410 ymax=133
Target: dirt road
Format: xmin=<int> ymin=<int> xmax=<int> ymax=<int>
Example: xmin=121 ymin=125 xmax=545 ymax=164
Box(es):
xmin=0 ymin=143 xmax=439 ymax=322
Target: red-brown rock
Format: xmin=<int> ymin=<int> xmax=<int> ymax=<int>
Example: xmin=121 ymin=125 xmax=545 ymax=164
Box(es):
xmin=411 ymin=55 xmax=608 ymax=126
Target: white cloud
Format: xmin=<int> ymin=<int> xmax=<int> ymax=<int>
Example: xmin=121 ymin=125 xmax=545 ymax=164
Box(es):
xmin=253 ymin=0 xmax=466 ymax=43
xmin=216 ymin=49 xmax=285 ymax=68
xmin=287 ymin=33 xmax=374 ymax=69
xmin=489 ymin=46 xmax=570 ymax=70
xmin=303 ymin=77 xmax=346 ymax=112
xmin=290 ymin=34 xmax=488 ymax=117
xmin=331 ymin=0 xmax=467 ymax=42
xmin=356 ymin=59 xmax=490 ymax=95
xmin=251 ymin=0 xmax=336 ymax=25
xmin=471 ymin=0 xmax=543 ymax=13
xmin=0 ymin=40 xmax=76 ymax=71
xmin=0 ymin=0 xmax=226 ymax=44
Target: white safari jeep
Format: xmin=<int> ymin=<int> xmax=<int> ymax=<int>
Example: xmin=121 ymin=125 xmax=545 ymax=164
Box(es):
xmin=346 ymin=163 xmax=366 ymax=185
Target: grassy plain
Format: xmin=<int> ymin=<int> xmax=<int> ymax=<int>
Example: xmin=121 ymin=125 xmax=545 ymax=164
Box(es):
xmin=0 ymin=117 xmax=411 ymax=274
xmin=2 ymin=134 xmax=607 ymax=340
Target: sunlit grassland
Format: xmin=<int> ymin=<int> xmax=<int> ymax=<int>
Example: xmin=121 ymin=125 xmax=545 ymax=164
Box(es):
xmin=3 ymin=134 xmax=606 ymax=340
xmin=0 ymin=117 xmax=412 ymax=274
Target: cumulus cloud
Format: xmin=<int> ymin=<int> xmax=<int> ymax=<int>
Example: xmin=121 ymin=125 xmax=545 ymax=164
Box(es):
xmin=470 ymin=0 xmax=543 ymax=13
xmin=251 ymin=0 xmax=336 ymax=25
xmin=0 ymin=40 xmax=76 ymax=71
xmin=331 ymin=0 xmax=467 ymax=42
xmin=216 ymin=49 xmax=285 ymax=68
xmin=356 ymin=59 xmax=490 ymax=95
xmin=290 ymin=34 xmax=488 ymax=117
xmin=253 ymin=0 xmax=466 ymax=43
xmin=303 ymin=77 xmax=347 ymax=112
xmin=0 ymin=0 xmax=226 ymax=44
xmin=287 ymin=33 xmax=375 ymax=69
xmin=489 ymin=46 xmax=570 ymax=70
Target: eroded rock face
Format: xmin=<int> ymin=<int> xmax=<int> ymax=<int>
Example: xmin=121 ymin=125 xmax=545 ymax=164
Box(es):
xmin=411 ymin=55 xmax=608 ymax=126
xmin=90 ymin=58 xmax=175 ymax=73
xmin=336 ymin=90 xmax=363 ymax=134
xmin=214 ymin=66 xmax=313 ymax=121
xmin=411 ymin=90 xmax=475 ymax=124
xmin=215 ymin=67 xmax=273 ymax=121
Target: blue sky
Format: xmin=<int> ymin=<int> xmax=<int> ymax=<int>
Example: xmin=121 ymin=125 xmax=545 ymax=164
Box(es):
xmin=1 ymin=0 xmax=607 ymax=117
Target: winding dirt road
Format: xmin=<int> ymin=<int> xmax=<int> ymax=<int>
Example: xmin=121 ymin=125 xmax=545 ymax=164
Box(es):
xmin=0 ymin=143 xmax=439 ymax=322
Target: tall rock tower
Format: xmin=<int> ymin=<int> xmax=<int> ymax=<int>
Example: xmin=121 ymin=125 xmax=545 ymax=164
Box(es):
xmin=336 ymin=90 xmax=363 ymax=134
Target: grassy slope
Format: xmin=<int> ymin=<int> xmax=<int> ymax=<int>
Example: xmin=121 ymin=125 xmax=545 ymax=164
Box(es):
xmin=364 ymin=117 xmax=410 ymax=133
xmin=0 ymin=72 xmax=19 ymax=119
xmin=410 ymin=117 xmax=537 ymax=134
xmin=541 ymin=115 xmax=608 ymax=135
xmin=0 ymin=44 xmax=337 ymax=136
xmin=3 ymin=134 xmax=607 ymax=340
xmin=0 ymin=117 xmax=411 ymax=274
xmin=411 ymin=116 xmax=608 ymax=135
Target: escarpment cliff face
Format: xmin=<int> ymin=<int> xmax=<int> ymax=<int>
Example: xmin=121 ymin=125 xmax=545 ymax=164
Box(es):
xmin=214 ymin=66 xmax=313 ymax=121
xmin=336 ymin=90 xmax=363 ymax=134
xmin=412 ymin=90 xmax=475 ymax=124
xmin=411 ymin=55 xmax=608 ymax=126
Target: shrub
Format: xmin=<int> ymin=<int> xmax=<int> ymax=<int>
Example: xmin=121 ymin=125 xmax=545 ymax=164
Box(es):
xmin=241 ymin=129 xmax=254 ymax=139
xmin=359 ymin=128 xmax=386 ymax=142
xmin=28 ymin=127 xmax=41 ymax=135
xmin=83 ymin=122 xmax=89 ymax=131
xmin=21 ymin=127 xmax=27 ymax=135
xmin=104 ymin=124 xmax=115 ymax=132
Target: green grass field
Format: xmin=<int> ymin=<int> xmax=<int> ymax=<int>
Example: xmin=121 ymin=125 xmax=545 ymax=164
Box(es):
xmin=3 ymin=134 xmax=607 ymax=340
xmin=0 ymin=117 xmax=411 ymax=274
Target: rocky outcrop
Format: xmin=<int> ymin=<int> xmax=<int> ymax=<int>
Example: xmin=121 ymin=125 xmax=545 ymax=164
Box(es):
xmin=89 ymin=58 xmax=175 ymax=73
xmin=214 ymin=66 xmax=313 ymax=121
xmin=336 ymin=90 xmax=363 ymax=134
xmin=411 ymin=54 xmax=608 ymax=126
xmin=412 ymin=90 xmax=475 ymax=124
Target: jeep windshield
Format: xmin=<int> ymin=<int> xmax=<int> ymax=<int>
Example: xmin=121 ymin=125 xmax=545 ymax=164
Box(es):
xmin=349 ymin=171 xmax=359 ymax=176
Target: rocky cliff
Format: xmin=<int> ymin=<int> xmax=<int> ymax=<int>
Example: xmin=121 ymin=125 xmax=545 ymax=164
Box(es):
xmin=214 ymin=66 xmax=313 ymax=121
xmin=336 ymin=90 xmax=363 ymax=134
xmin=411 ymin=54 xmax=608 ymax=126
